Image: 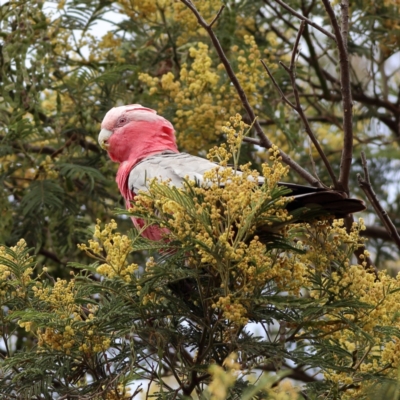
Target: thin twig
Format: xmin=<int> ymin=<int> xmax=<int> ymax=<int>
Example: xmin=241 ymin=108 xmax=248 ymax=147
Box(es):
xmin=302 ymin=95 xmax=343 ymax=131
xmin=272 ymin=0 xmax=337 ymax=42
xmin=209 ymin=4 xmax=225 ymax=28
xmin=0 ymin=133 xmax=100 ymax=157
xmin=51 ymin=133 xmax=78 ymax=158
xmin=302 ymin=21 xmax=331 ymax=97
xmin=357 ymin=152 xmax=400 ymax=251
xmin=263 ymin=0 xmax=299 ymax=32
xmin=242 ymin=136 xmax=261 ymax=146
xmin=260 ymin=59 xmax=296 ymax=109
xmin=262 ymin=11 xmax=400 ymax=137
xmin=262 ymin=22 xmax=338 ymax=187
xmin=351 ymin=344 xmax=372 ymax=373
xmin=288 ymin=24 xmax=338 ymax=185
xmin=257 ymin=116 xmax=345 ymax=126
xmin=289 ymin=21 xmax=304 ymax=70
xmin=361 ymin=225 xmax=400 ymax=242
xmin=321 ymin=0 xmax=353 ymax=192
xmin=158 ymin=5 xmax=181 ymax=71
xmin=305 ymin=0 xmax=317 ymax=16
xmin=310 ymin=28 xmax=337 ymax=65
xmin=179 ymin=0 xmax=321 ymax=187
xmin=0 ymin=135 xmax=56 ymax=156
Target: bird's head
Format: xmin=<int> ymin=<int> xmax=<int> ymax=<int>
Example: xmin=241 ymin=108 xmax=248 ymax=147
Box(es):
xmin=98 ymin=104 xmax=177 ymax=163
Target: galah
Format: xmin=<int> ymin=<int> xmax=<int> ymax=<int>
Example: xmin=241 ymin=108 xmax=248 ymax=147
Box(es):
xmin=98 ymin=104 xmax=365 ymax=240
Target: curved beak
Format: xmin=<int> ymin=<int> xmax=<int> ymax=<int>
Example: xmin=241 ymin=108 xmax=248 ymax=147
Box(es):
xmin=98 ymin=128 xmax=112 ymax=150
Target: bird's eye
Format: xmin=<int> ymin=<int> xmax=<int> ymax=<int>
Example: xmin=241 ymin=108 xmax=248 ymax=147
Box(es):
xmin=117 ymin=117 xmax=127 ymax=125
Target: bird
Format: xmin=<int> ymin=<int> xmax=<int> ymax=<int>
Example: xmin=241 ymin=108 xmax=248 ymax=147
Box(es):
xmin=98 ymin=104 xmax=365 ymax=240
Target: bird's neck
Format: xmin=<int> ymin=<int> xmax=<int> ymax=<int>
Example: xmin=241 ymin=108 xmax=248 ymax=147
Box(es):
xmin=116 ymin=161 xmax=136 ymax=204
xmin=116 ymin=133 xmax=178 ymax=204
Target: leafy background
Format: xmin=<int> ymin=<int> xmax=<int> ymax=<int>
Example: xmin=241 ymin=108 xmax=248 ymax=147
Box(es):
xmin=1 ymin=0 xmax=400 ymax=398
xmin=2 ymin=0 xmax=400 ymax=269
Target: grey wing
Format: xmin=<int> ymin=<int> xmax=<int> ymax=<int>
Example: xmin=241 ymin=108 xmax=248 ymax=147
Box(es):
xmin=127 ymin=152 xmax=365 ymax=216
xmin=128 ymin=152 xmax=223 ymax=193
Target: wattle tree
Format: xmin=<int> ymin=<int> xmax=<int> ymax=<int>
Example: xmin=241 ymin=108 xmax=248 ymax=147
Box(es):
xmin=1 ymin=0 xmax=400 ymax=398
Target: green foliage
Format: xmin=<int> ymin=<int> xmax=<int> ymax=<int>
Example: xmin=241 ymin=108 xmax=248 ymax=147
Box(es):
xmin=1 ymin=0 xmax=399 ymax=266
xmin=0 ymin=172 xmax=399 ymax=398
xmin=1 ymin=0 xmax=400 ymax=398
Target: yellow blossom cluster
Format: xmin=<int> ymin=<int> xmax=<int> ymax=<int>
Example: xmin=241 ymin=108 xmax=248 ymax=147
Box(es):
xmin=78 ymin=219 xmax=138 ymax=282
xmin=38 ymin=155 xmax=59 ymax=180
xmin=37 ymin=326 xmax=75 ymax=354
xmin=31 ymin=279 xmax=76 ymax=352
xmin=116 ymin=0 xmax=218 ymax=61
xmin=116 ymin=0 xmax=222 ymax=46
xmin=40 ymin=89 xmax=58 ymax=114
xmin=128 ymin=114 xmax=400 ymax=390
xmin=235 ymin=14 xmax=257 ymax=38
xmin=35 ymin=319 xmax=111 ymax=356
xmin=319 ymin=264 xmax=400 ymax=387
xmin=116 ymin=0 xmax=220 ymax=50
xmin=132 ymin=116 xmax=304 ymax=326
xmin=263 ymin=145 xmax=290 ymax=187
xmin=1 ymin=150 xmax=60 ymax=185
xmin=19 ymin=278 xmax=112 ymax=356
xmin=278 ymin=218 xmax=400 ymax=395
xmin=33 ymin=278 xmax=78 ymax=314
xmin=171 ymin=1 xmax=224 ymax=46
xmin=207 ymin=353 xmax=241 ymax=400
xmin=300 ymin=218 xmax=366 ymax=277
xmin=88 ymin=32 xmax=125 ymax=63
xmin=49 ymin=24 xmax=73 ymax=59
xmin=207 ymin=113 xmax=252 ymax=168
xmin=208 ymin=353 xmax=299 ymax=400
xmin=139 ymin=36 xmax=265 ymax=153
xmin=271 ymin=380 xmax=300 ymax=400
xmin=116 ymin=0 xmax=159 ymax=21
xmin=213 ymin=295 xmax=249 ymax=326
xmin=0 ymin=239 xmax=93 ymax=358
xmin=104 ymin=384 xmax=132 ymax=400
xmin=139 ymin=41 xmax=226 ymax=152
xmin=231 ymin=35 xmax=267 ymax=107
xmin=0 ymin=239 xmax=33 ymax=302
xmin=78 ymin=330 xmax=111 ymax=354
xmin=39 ymin=88 xmax=78 ymax=133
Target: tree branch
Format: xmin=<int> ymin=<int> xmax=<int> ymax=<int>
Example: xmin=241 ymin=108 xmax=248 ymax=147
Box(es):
xmin=258 ymin=362 xmax=317 ymax=383
xmin=0 ymin=135 xmax=56 ymax=156
xmin=362 ymin=225 xmax=400 ymax=242
xmin=0 ymin=133 xmax=100 ymax=158
xmin=340 ymin=0 xmax=349 ymax=48
xmin=208 ymin=4 xmax=225 ymax=28
xmin=179 ymin=0 xmax=321 ymax=187
xmin=321 ymin=0 xmax=353 ymax=192
xmin=38 ymin=248 xmax=66 ymax=265
xmin=357 ymin=152 xmax=400 ymax=251
xmin=263 ymin=15 xmax=400 ymax=138
xmin=261 ymin=22 xmax=338 ymax=187
xmin=242 ymin=136 xmax=261 ymax=146
xmin=301 ymin=19 xmax=330 ymax=97
xmin=272 ymin=0 xmax=337 ymax=42
xmin=260 ymin=59 xmax=296 ymax=109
